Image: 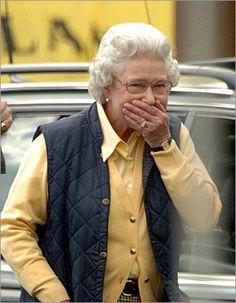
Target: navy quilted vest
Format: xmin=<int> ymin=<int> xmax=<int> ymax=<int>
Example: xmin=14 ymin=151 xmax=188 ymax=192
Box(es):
xmin=20 ymin=102 xmax=188 ymax=302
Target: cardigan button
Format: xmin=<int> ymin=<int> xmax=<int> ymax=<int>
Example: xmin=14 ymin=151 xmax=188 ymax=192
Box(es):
xmin=130 ymin=248 xmax=136 ymax=255
xmin=130 ymin=216 xmax=136 ymax=223
xmin=102 ymin=198 xmax=110 ymax=205
xmin=99 ymin=251 xmax=107 ymax=259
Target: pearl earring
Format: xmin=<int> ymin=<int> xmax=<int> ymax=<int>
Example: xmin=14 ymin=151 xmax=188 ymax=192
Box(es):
xmin=105 ymin=97 xmax=110 ymax=103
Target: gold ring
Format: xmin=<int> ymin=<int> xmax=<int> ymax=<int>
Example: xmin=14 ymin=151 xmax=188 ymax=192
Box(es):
xmin=1 ymin=122 xmax=6 ymax=132
xmin=140 ymin=120 xmax=147 ymax=128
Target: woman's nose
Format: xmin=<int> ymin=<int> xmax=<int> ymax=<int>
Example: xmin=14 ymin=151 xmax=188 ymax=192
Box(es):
xmin=141 ymin=86 xmax=156 ymax=105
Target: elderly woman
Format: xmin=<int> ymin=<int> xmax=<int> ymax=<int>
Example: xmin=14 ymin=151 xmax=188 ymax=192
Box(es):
xmin=1 ymin=23 xmax=221 ymax=302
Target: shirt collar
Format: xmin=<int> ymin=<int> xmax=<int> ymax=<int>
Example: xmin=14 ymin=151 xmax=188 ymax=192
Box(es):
xmin=97 ymin=102 xmax=122 ymax=162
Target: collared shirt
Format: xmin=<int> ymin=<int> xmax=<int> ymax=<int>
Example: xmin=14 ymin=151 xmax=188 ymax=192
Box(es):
xmin=97 ymin=103 xmax=164 ymax=301
xmin=1 ymin=103 xmax=222 ymax=302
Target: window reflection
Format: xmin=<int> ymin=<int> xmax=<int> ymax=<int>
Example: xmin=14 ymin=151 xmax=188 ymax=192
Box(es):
xmin=180 ymin=115 xmax=235 ymax=275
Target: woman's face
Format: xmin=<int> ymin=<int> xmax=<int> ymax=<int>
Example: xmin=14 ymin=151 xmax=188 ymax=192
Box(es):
xmin=103 ymin=54 xmax=170 ymax=131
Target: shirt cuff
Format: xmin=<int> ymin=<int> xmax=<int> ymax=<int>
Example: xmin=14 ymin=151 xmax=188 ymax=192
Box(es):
xmin=151 ymin=139 xmax=184 ymax=173
xmin=19 ymin=260 xmax=70 ymax=302
xmin=35 ymin=278 xmax=70 ymax=302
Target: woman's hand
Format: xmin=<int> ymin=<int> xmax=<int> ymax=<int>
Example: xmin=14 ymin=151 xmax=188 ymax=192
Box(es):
xmin=123 ymin=99 xmax=171 ymax=148
xmin=1 ymin=100 xmax=13 ymax=134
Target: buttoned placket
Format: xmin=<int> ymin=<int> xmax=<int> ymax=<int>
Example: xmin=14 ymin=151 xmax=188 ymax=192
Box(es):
xmin=108 ymin=136 xmax=144 ymax=268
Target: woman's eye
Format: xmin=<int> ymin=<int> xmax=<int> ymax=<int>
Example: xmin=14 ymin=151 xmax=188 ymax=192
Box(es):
xmin=154 ymin=82 xmax=165 ymax=88
xmin=129 ymin=82 xmax=145 ymax=88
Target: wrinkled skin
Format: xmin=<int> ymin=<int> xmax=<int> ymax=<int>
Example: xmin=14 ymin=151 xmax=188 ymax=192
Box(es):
xmin=103 ymin=54 xmax=171 ymax=148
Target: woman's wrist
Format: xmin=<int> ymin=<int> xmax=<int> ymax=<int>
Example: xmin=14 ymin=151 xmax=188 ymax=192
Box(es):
xmin=151 ymin=138 xmax=172 ymax=152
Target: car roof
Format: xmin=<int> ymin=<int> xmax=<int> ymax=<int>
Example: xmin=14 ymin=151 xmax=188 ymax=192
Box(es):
xmin=1 ymin=62 xmax=235 ymax=115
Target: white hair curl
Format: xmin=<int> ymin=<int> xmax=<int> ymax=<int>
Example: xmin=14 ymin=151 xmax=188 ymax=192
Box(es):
xmin=88 ymin=22 xmax=180 ymax=103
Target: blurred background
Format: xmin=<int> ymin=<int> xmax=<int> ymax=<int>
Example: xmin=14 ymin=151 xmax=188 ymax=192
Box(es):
xmin=1 ymin=0 xmax=235 ymax=65
xmin=1 ymin=2 xmax=235 ymax=302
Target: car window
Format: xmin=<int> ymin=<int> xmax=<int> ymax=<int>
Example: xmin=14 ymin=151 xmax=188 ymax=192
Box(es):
xmin=180 ymin=114 xmax=235 ymax=275
xmin=0 ymin=114 xmax=58 ymax=209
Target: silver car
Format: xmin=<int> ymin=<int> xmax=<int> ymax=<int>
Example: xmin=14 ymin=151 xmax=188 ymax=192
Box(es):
xmin=1 ymin=61 xmax=235 ymax=302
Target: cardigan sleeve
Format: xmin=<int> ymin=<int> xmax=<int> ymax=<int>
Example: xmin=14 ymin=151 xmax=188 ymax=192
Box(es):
xmin=152 ymin=123 xmax=222 ymax=233
xmin=1 ymin=134 xmax=70 ymax=302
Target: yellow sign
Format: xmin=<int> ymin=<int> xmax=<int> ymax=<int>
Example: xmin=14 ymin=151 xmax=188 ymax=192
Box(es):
xmin=1 ymin=0 xmax=175 ymax=64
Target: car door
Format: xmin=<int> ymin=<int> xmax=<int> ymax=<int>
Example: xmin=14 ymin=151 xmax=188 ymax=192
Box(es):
xmin=178 ymin=108 xmax=235 ymax=302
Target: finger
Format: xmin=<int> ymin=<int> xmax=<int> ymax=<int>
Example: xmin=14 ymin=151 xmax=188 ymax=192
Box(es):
xmin=2 ymin=116 xmax=12 ymax=133
xmin=127 ymin=100 xmax=166 ymax=117
xmin=124 ymin=114 xmax=142 ymax=131
xmin=154 ymin=99 xmax=166 ymax=112
xmin=123 ymin=102 xmax=147 ymax=120
xmin=5 ymin=116 xmax=13 ymax=127
xmin=1 ymin=105 xmax=12 ymax=122
xmin=1 ymin=100 xmax=7 ymax=111
xmin=135 ymin=99 xmax=167 ymax=114
xmin=124 ymin=102 xmax=159 ymax=124
xmin=123 ymin=107 xmax=145 ymax=126
xmin=124 ymin=101 xmax=167 ymax=127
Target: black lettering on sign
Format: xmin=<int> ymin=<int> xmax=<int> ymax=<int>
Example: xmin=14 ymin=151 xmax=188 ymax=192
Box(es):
xmin=48 ymin=19 xmax=88 ymax=56
xmin=1 ymin=15 xmax=37 ymax=56
xmin=90 ymin=25 xmax=103 ymax=45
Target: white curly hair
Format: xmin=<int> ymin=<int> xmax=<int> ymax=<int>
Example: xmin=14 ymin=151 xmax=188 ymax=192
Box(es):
xmin=88 ymin=22 xmax=180 ymax=103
